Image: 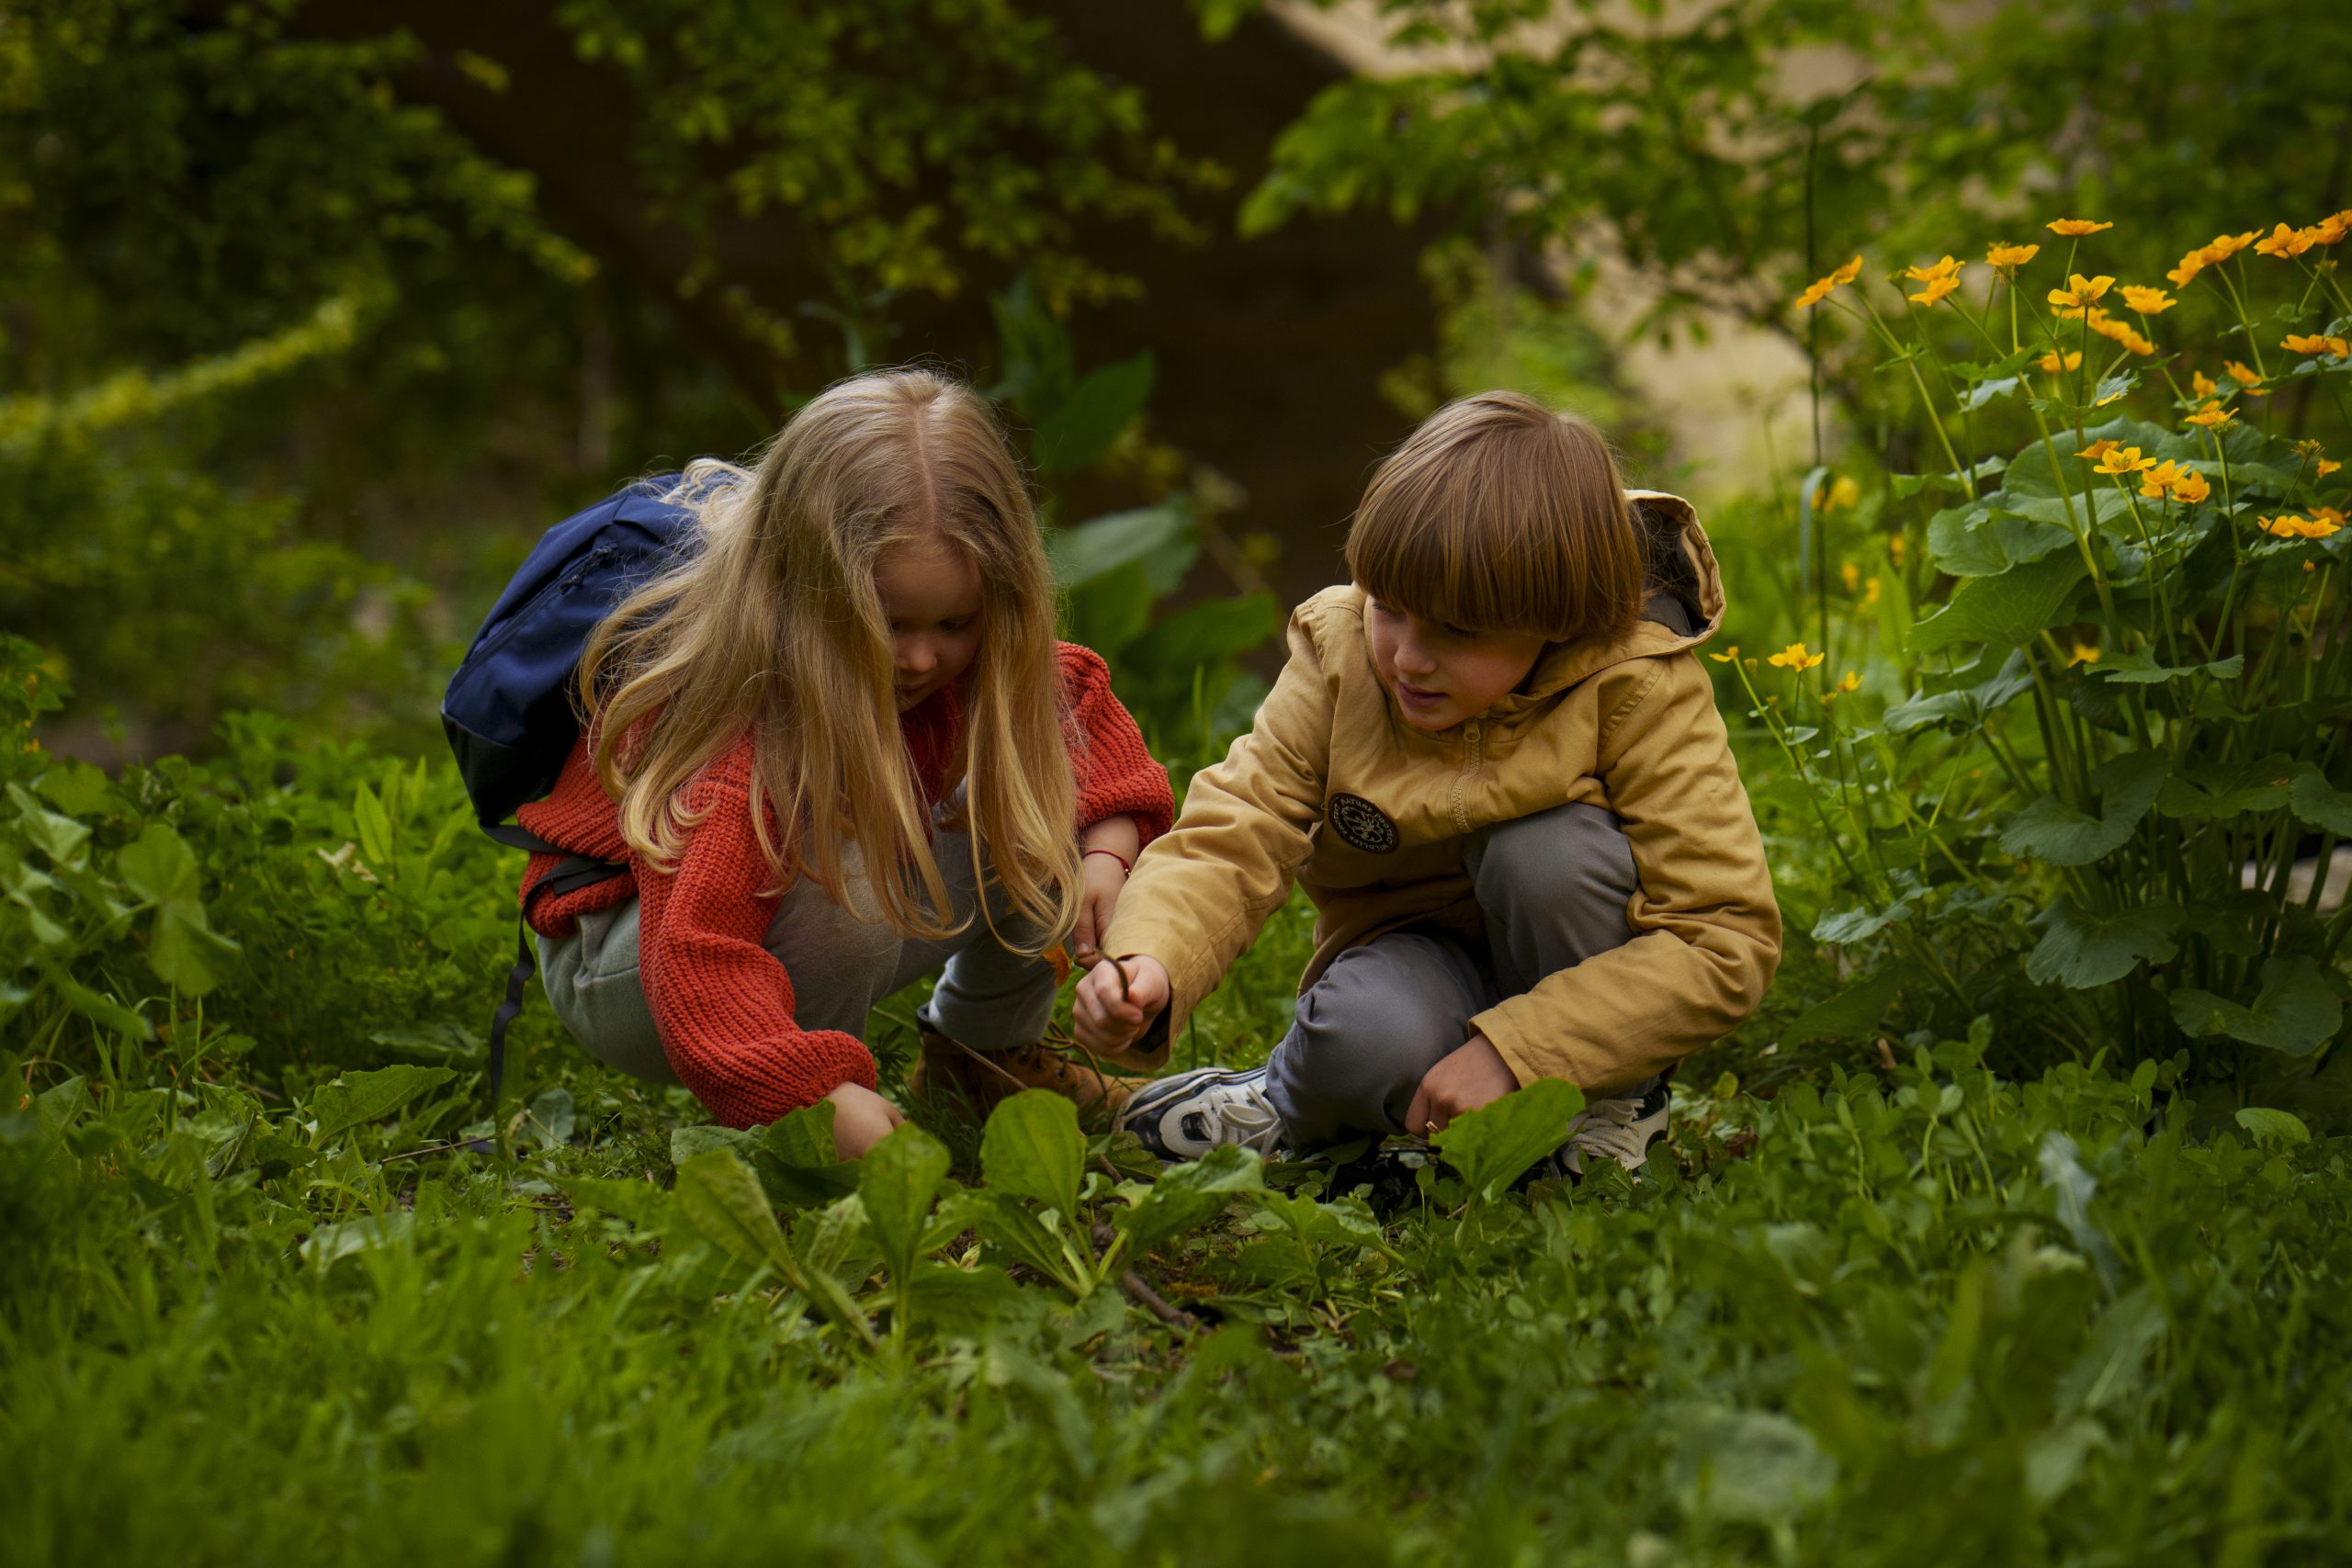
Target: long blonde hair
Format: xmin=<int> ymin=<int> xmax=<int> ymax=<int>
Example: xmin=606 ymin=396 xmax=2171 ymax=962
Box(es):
xmin=579 ymin=368 xmax=1080 ymax=948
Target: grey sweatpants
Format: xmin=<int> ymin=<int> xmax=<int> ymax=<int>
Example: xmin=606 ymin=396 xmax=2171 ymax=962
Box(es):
xmin=1264 ymin=801 xmax=1652 ymax=1145
xmin=537 ymin=827 xmax=1059 ymax=1083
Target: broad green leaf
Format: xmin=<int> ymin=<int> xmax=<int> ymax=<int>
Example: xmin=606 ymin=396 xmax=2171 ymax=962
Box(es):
xmin=967 ymin=1190 xmax=1089 ymax=1296
xmin=1114 ymin=1143 xmax=1265 ymax=1252
xmin=560 ymin=1175 xmax=675 ymax=1231
xmin=1045 ymin=504 xmax=1194 ymax=593
xmin=2000 ymin=751 xmax=2166 ymax=866
xmin=2053 ymin=1287 xmax=2163 ymax=1411
xmin=981 ymin=1089 xmax=1085 ymax=1219
xmin=859 ymin=1122 xmax=951 ymax=1284
xmin=353 ymin=784 xmax=395 ymax=872
xmin=1783 ymin=967 xmax=1904 ymax=1041
xmin=39 ymin=960 xmax=149 ymax=1038
xmin=149 ymin=901 xmax=240 ymax=996
xmin=905 ymin=1261 xmax=1037 ymax=1337
xmin=2170 ymin=956 xmax=2342 ymax=1056
xmin=302 ymin=1213 xmax=413 ymax=1269
xmin=35 ymin=759 xmax=118 ymax=818
xmin=674 ymin=1146 xmax=792 ymax=1270
xmin=2025 ymin=897 xmax=2182 ymax=988
xmin=310 ymin=1064 xmax=455 ymax=1145
xmin=2098 ymin=649 xmax=2244 ymax=685
xmin=2289 ymin=768 xmax=2352 ymax=836
xmin=1928 ymin=503 xmax=2072 ymax=578
xmin=1433 ymin=1077 xmax=1587 ymax=1201
xmin=671 ymin=1123 xmax=759 ymax=1167
xmin=1122 ymin=592 xmax=1283 ymax=671
xmin=2233 ymin=1107 xmax=2312 ymax=1147
xmin=11 ymin=785 xmax=91 ymax=869
xmin=1810 ymin=899 xmax=1913 ymax=944
xmin=2002 ymin=417 xmax=2176 ymax=497
xmin=754 ymin=1100 xmax=861 ymax=1205
xmin=2155 ymin=757 xmax=2293 ymax=823
xmin=117 ymin=822 xmax=199 ymax=905
xmin=1032 ymin=351 xmax=1153 ymax=475
xmin=1908 ymin=548 xmax=2086 ymax=654
xmin=1062 ymin=559 xmax=1156 ymax=657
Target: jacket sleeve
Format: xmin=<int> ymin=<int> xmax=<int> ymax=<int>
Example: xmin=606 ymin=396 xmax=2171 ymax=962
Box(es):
xmin=1469 ymin=654 xmax=1782 ymax=1096
xmin=1100 ymin=604 xmax=1334 ymax=1028
xmin=1057 ymin=643 xmax=1176 ymax=843
xmin=634 ymin=769 xmax=878 ymax=1128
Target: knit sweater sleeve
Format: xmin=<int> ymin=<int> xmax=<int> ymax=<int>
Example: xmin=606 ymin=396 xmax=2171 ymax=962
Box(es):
xmin=1057 ymin=642 xmax=1175 ymax=843
xmin=634 ymin=756 xmax=877 ymax=1127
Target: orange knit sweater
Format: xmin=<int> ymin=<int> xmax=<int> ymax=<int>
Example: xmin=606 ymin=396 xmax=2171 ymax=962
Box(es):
xmin=515 ymin=643 xmax=1172 ymax=1126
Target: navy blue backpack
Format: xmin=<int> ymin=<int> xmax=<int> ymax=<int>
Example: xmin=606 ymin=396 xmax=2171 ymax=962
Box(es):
xmin=442 ymin=474 xmax=700 ymax=1099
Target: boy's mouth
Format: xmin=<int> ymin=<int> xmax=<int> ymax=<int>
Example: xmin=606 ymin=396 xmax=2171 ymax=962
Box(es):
xmin=1392 ymin=681 xmax=1447 ymax=713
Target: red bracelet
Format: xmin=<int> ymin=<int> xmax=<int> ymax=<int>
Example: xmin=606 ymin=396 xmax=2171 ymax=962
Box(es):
xmin=1083 ymin=847 xmax=1132 ymax=874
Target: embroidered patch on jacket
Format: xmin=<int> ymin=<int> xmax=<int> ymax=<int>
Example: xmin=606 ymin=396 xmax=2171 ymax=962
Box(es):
xmin=1327 ymin=792 xmax=1399 ymax=854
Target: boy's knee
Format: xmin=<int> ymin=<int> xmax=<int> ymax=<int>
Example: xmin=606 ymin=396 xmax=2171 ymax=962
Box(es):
xmin=1474 ymin=802 xmax=1637 ymax=922
xmin=1288 ymin=938 xmax=1466 ymax=1088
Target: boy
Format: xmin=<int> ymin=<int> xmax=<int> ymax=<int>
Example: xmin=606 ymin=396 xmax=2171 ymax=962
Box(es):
xmin=1073 ymin=392 xmax=1781 ymax=1172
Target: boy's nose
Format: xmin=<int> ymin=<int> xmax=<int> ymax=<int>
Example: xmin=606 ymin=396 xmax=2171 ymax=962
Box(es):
xmin=1394 ymin=639 xmax=1438 ymax=677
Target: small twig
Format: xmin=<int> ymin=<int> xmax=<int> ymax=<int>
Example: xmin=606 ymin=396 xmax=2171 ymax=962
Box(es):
xmin=379 ymin=1137 xmax=496 ymax=1166
xmin=1092 ymin=1222 xmax=1197 ymax=1335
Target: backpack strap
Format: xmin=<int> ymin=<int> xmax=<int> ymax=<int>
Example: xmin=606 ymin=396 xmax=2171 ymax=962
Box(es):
xmin=487 ymin=843 xmax=628 ymax=1108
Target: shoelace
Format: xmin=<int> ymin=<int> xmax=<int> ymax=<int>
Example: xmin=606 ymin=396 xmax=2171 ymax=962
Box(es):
xmin=1192 ymin=1078 xmax=1284 ymax=1151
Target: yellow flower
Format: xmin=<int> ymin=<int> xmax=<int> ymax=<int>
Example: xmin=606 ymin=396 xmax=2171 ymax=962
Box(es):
xmin=2314 ymin=212 xmax=2351 ymax=244
xmin=1795 ymin=255 xmax=1865 ymax=309
xmin=2047 ymin=219 xmax=2113 ymax=236
xmin=2039 ymin=348 xmax=2084 ymax=373
xmin=2077 ymin=438 xmax=2120 ymax=462
xmin=2225 ymin=361 xmax=2262 ymax=387
xmin=1985 ymin=242 xmax=2041 ymax=274
xmin=2284 ymin=333 xmax=2352 ymax=359
xmin=2322 ymin=459 xmax=2344 ymax=479
xmin=1905 ymin=254 xmax=1962 ymax=283
xmin=2047 ymin=273 xmax=2115 ymax=310
xmin=2067 ymin=641 xmax=2101 ymax=666
xmin=1708 ymin=645 xmax=1740 ymax=664
xmin=2092 ymin=445 xmax=2157 ymax=476
xmin=2260 ymin=514 xmax=2340 ymax=539
xmin=1769 ymin=642 xmax=1826 ymax=671
xmin=1863 ymin=577 xmax=1882 ymax=605
xmin=1838 ymin=671 xmax=1860 ymax=694
xmin=1840 ymin=560 xmax=1860 ymax=592
xmin=2119 ymin=285 xmax=2176 ymax=315
xmin=1908 ymin=273 xmax=1962 ymax=307
xmin=2255 ymin=222 xmax=2319 ymax=259
xmin=2306 ymin=560 xmax=2320 ymax=573
xmin=2185 ymin=402 xmax=2237 ymax=430
xmin=2166 ymin=249 xmax=2208 ymax=289
xmin=2139 ymin=459 xmax=2186 ymax=498
xmin=1889 ymin=533 xmax=1905 ymax=566
xmin=2192 ymin=370 xmax=2219 ymax=398
xmin=2316 ymin=505 xmax=2348 ymax=529
xmin=2204 ymin=230 xmax=2258 ymax=262
xmin=2171 ymin=472 xmax=2211 ymax=504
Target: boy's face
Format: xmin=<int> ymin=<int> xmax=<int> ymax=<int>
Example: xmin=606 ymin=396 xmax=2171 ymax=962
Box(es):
xmin=1364 ymin=597 xmax=1548 ymax=732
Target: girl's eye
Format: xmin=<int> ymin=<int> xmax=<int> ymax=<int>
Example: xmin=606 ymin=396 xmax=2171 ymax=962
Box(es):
xmin=943 ymin=617 xmax=973 ymax=634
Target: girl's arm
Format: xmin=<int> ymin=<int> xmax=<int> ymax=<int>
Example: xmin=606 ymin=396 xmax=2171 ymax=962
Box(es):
xmin=1057 ymin=643 xmax=1174 ymax=841
xmin=632 ymin=762 xmax=878 ymax=1129
xmin=1467 ymin=654 xmax=1782 ymax=1096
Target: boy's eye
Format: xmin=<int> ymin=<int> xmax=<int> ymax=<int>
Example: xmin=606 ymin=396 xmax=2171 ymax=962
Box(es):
xmin=1442 ymin=623 xmax=1475 ymax=639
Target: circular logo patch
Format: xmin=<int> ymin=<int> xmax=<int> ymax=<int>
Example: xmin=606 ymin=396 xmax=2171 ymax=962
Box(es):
xmin=1327 ymin=792 xmax=1399 ymax=854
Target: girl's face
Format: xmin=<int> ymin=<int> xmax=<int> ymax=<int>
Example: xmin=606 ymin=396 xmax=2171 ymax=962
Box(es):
xmin=876 ymin=537 xmax=983 ymax=712
xmin=1364 ymin=596 xmax=1548 ymax=732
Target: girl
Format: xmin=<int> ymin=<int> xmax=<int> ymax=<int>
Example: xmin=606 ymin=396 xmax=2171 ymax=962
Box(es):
xmin=517 ymin=369 xmax=1173 ymax=1160
xmin=1074 ymin=391 xmax=1780 ymax=1172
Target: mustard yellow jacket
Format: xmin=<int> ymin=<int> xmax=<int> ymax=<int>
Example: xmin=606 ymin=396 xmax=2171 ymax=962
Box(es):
xmin=1102 ymin=491 xmax=1781 ymax=1095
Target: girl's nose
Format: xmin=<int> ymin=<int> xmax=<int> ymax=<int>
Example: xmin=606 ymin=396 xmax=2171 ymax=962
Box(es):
xmin=899 ymin=637 xmax=937 ymax=676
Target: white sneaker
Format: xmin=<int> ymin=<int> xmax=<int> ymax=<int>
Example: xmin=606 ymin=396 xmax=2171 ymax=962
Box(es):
xmin=1557 ymin=1075 xmax=1673 ymax=1176
xmin=1118 ymin=1065 xmax=1287 ymax=1161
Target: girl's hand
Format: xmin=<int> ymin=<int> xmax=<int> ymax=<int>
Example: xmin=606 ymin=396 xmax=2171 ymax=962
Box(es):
xmin=823 ymin=1081 xmax=905 ymax=1160
xmin=1073 ymin=954 xmax=1170 ymax=1053
xmin=1072 ymin=850 xmax=1127 ymax=966
xmin=1405 ymin=1035 xmax=1520 ymax=1139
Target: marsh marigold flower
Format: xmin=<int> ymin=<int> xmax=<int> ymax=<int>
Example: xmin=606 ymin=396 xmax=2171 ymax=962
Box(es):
xmin=1708 ymin=645 xmax=1740 ymax=664
xmin=1986 ymin=242 xmax=2040 ymax=274
xmin=2040 ymin=348 xmax=2084 ymax=373
xmin=2167 ymin=250 xmax=2207 ymax=289
xmin=2139 ymin=459 xmax=2186 ymax=498
xmin=2067 ymin=642 xmax=2100 ymax=666
xmin=2256 ymin=222 xmax=2319 ymax=259
xmin=2120 ymin=285 xmax=2176 ymax=315
xmin=1795 ymin=255 xmax=1864 ymax=309
xmin=2092 ymin=445 xmax=2157 ymax=476
xmin=2313 ymin=212 xmax=2352 ymax=244
xmin=1840 ymin=560 xmax=1860 ymax=592
xmin=2049 ymin=273 xmax=2115 ymax=311
xmin=2284 ymin=334 xmax=2352 ymax=359
xmin=1863 ymin=577 xmax=1882 ymax=605
xmin=2185 ymin=402 xmax=2236 ymax=430
xmin=2205 ymin=230 xmax=2258 ymax=262
xmin=2047 ymin=219 xmax=2113 ymax=236
xmin=1770 ymin=642 xmax=1826 ymax=671
xmin=1904 ymin=255 xmax=1963 ymax=306
xmin=2262 ymin=514 xmax=2341 ymax=539
xmin=2085 ymin=310 xmax=2156 ymax=355
xmin=2172 ymin=472 xmax=2212 ymax=504
xmin=2192 ymin=370 xmax=2219 ymax=398
xmin=1817 ymin=474 xmax=1861 ymax=513
xmin=2077 ymin=438 xmax=2121 ymax=462
xmin=2225 ymin=361 xmax=2263 ymax=389
xmin=1909 ymin=273 xmax=1962 ymax=307
xmin=1838 ymin=671 xmax=1860 ymax=694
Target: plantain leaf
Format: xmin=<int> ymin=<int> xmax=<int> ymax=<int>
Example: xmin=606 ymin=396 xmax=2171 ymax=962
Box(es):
xmin=1114 ymin=1143 xmax=1265 ymax=1252
xmin=981 ymin=1089 xmax=1085 ymax=1220
xmin=2026 ymin=897 xmax=2183 ymax=989
xmin=2170 ymin=956 xmax=2342 ymax=1057
xmin=859 ymin=1122 xmax=951 ymax=1288
xmin=309 ymin=1065 xmax=455 ymax=1146
xmin=1433 ymin=1078 xmax=1586 ymax=1201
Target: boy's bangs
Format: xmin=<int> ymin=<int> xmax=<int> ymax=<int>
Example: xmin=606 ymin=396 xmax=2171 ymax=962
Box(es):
xmin=1350 ymin=508 xmax=1550 ymax=633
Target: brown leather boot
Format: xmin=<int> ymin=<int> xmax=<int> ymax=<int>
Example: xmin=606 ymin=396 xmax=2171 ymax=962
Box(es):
xmin=907 ymin=1030 xmax=1153 ymax=1131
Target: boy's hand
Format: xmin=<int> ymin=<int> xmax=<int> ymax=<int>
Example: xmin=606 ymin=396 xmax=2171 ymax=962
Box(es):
xmin=824 ymin=1081 xmax=904 ymax=1160
xmin=1405 ymin=1035 xmax=1519 ymax=1139
xmin=1071 ymin=851 xmax=1127 ymax=967
xmin=1073 ymin=954 xmax=1170 ymax=1053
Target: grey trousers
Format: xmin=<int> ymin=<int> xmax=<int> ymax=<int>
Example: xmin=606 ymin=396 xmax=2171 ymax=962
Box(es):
xmin=1264 ymin=801 xmax=1647 ymax=1145
xmin=537 ymin=828 xmax=1059 ymax=1083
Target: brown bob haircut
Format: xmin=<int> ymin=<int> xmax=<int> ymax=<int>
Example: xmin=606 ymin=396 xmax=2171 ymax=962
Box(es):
xmin=1346 ymin=390 xmax=1644 ymax=644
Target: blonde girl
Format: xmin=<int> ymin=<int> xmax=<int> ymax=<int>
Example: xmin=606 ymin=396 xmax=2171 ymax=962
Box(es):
xmin=517 ymin=369 xmax=1172 ymax=1158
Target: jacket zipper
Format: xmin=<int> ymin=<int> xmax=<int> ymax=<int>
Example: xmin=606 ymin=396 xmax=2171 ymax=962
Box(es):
xmin=1450 ymin=718 xmax=1484 ymax=834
